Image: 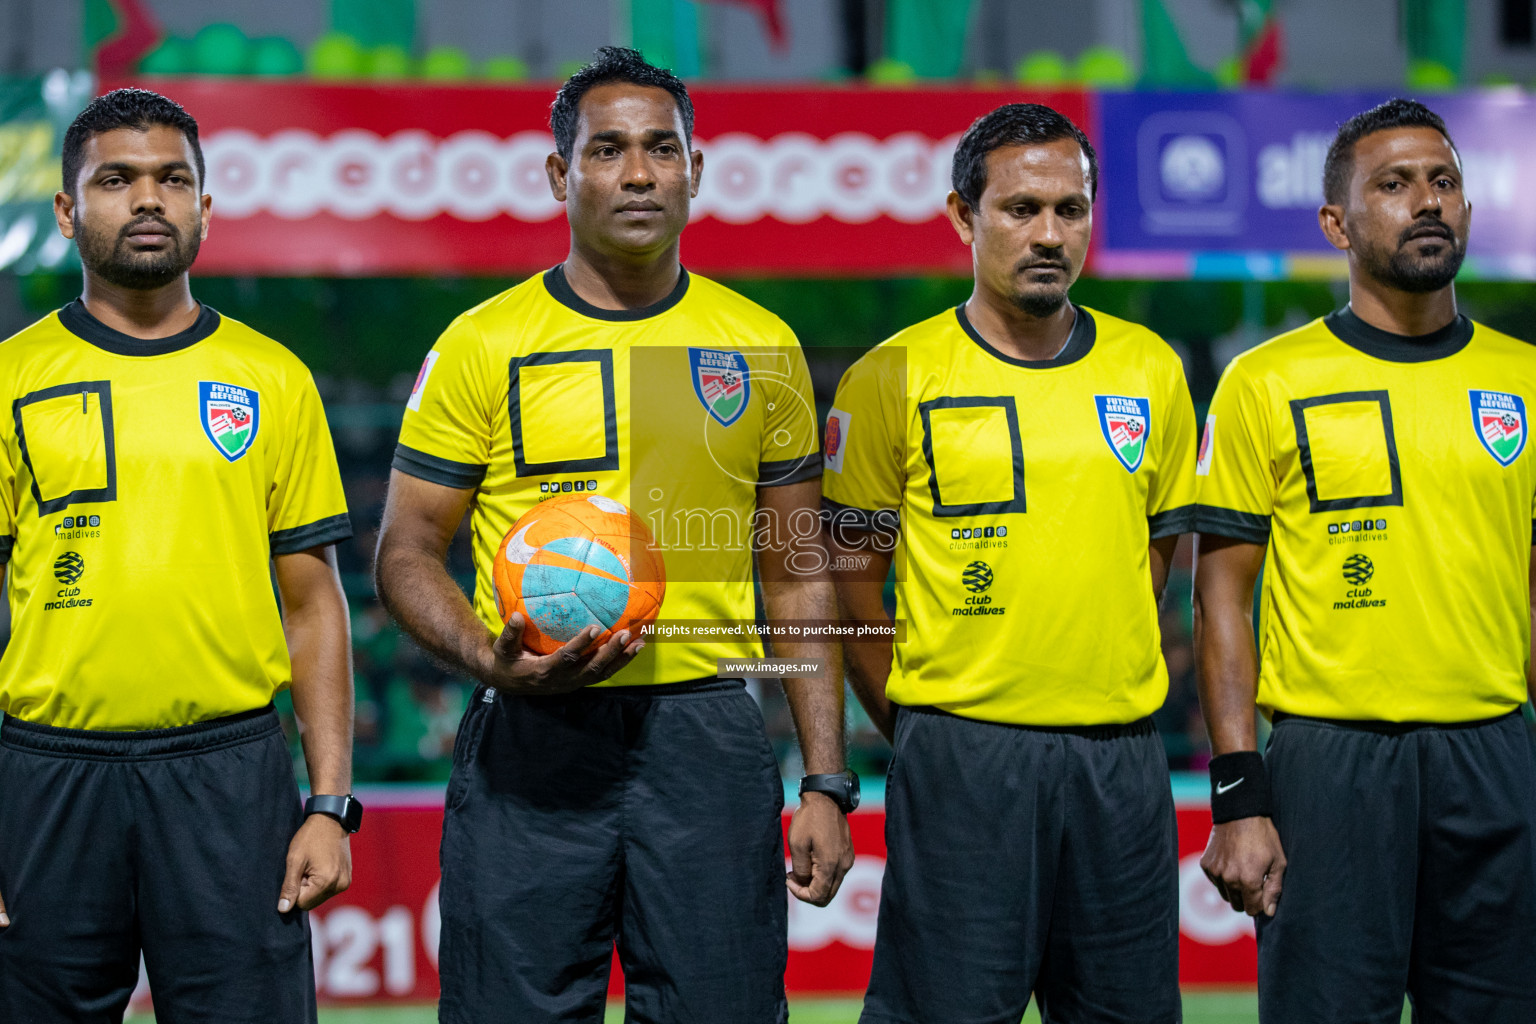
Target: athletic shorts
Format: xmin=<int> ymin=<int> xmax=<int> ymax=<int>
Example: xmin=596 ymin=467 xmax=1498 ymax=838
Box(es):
xmin=1258 ymin=710 xmax=1536 ymax=1024
xmin=437 ymin=678 xmax=787 ymax=1024
xmin=0 ymin=705 xmax=315 ymax=1023
xmin=860 ymin=706 xmax=1181 ymax=1024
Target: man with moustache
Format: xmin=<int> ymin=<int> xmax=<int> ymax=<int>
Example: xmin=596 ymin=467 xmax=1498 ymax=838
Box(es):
xmin=374 ymin=48 xmax=853 ymax=1023
xmin=0 ymin=89 xmax=357 ymax=1021
xmin=824 ymin=103 xmax=1196 ymax=1024
xmin=1195 ymin=98 xmax=1536 ymax=1022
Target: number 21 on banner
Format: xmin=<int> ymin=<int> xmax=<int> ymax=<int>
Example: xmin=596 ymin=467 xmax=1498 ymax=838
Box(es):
xmin=311 ymin=905 xmax=418 ymax=997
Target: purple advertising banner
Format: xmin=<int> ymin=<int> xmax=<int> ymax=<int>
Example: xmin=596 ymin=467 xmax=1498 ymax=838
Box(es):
xmin=1095 ymin=91 xmax=1536 ymax=279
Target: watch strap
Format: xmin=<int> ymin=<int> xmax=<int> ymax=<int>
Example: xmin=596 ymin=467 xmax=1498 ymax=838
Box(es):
xmin=305 ymin=794 xmax=363 ymax=833
xmin=799 ymin=771 xmax=860 ymax=814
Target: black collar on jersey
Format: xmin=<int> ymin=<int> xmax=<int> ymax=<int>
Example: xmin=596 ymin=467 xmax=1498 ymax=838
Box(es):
xmin=1324 ymin=305 xmax=1473 ymax=363
xmin=954 ymin=303 xmax=1096 ymax=369
xmin=59 ymin=299 xmax=220 ymax=356
xmin=542 ymin=263 xmax=690 ymax=321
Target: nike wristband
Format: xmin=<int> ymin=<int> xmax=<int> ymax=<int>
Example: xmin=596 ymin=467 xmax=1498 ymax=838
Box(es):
xmin=1208 ymin=750 xmax=1271 ymax=823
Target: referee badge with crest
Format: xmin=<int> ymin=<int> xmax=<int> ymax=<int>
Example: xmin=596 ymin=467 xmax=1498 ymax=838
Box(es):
xmin=1095 ymin=395 xmax=1150 ymax=472
xmin=1471 ymin=390 xmax=1525 ymax=467
xmin=689 ymin=348 xmax=751 ymax=427
xmin=199 ymin=381 xmax=260 ymax=462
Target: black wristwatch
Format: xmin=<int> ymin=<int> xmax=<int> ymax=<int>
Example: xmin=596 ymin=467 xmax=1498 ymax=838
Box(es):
xmin=799 ymin=771 xmax=860 ymax=814
xmin=305 ymin=794 xmax=364 ymax=834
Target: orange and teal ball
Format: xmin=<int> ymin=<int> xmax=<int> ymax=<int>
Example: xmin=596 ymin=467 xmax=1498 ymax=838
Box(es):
xmin=493 ymin=495 xmax=665 ymax=655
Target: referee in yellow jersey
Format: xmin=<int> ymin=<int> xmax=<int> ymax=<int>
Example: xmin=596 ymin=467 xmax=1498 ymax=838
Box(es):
xmin=374 ymin=49 xmax=853 ymax=1023
xmin=826 ymin=104 xmax=1196 ymax=1024
xmin=0 ymin=90 xmax=357 ymax=1022
xmin=1195 ymin=99 xmax=1536 ymax=1022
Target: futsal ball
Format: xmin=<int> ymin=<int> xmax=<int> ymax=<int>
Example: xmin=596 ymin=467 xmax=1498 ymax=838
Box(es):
xmin=492 ymin=495 xmax=665 ymax=655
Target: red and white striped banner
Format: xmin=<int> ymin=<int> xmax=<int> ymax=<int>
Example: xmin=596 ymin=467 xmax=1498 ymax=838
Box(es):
xmin=114 ymin=80 xmax=1091 ymax=276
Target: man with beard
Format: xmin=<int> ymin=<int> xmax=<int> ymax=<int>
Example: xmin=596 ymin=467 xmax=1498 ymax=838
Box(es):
xmin=0 ymin=89 xmax=356 ymax=1021
xmin=374 ymin=48 xmax=852 ymax=1023
xmin=824 ymin=103 xmax=1195 ymax=1023
xmin=1195 ymin=98 xmax=1536 ymax=1022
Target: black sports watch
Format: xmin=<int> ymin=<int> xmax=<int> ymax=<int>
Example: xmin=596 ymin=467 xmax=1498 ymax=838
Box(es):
xmin=799 ymin=771 xmax=860 ymax=814
xmin=304 ymin=794 xmax=364 ymax=834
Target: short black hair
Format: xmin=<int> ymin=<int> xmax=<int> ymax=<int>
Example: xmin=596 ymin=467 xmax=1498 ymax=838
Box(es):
xmin=62 ymin=88 xmax=204 ymax=196
xmin=1323 ymin=98 xmax=1457 ymax=206
xmin=951 ymin=103 xmax=1098 ymax=210
xmin=550 ymin=46 xmax=695 ymax=162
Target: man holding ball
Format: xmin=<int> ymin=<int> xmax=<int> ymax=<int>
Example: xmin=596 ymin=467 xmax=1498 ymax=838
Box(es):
xmin=374 ymin=47 xmax=854 ymax=1024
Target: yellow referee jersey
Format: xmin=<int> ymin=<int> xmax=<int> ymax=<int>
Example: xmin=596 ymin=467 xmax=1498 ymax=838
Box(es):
xmin=0 ymin=301 xmax=351 ymax=730
xmin=823 ymin=305 xmax=1197 ymax=726
xmin=394 ymin=266 xmax=821 ymax=685
xmin=1196 ymin=308 xmax=1536 ymax=723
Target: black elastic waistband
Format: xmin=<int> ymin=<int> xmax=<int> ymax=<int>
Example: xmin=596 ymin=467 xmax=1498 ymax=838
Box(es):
xmin=596 ymin=676 xmax=745 ymax=697
xmin=1271 ymin=709 xmax=1521 ymax=735
xmin=493 ymin=677 xmax=746 ymax=703
xmin=914 ymin=705 xmax=1157 ymax=740
xmin=1 ymin=704 xmax=280 ymax=760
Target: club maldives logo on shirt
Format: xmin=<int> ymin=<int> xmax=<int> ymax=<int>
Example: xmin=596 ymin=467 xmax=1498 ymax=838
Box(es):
xmin=200 ymin=381 xmax=259 ymax=461
xmin=690 ymin=348 xmax=751 ymax=427
xmin=1471 ymin=390 xmax=1526 ymax=466
xmin=1095 ymin=395 xmax=1150 ymax=472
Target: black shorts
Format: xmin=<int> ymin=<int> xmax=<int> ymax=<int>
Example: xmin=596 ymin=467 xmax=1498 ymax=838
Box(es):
xmin=1258 ymin=711 xmax=1536 ymax=1024
xmin=437 ymin=679 xmax=787 ymax=1024
xmin=860 ymin=707 xmax=1181 ymax=1024
xmin=0 ymin=705 xmax=315 ymax=1023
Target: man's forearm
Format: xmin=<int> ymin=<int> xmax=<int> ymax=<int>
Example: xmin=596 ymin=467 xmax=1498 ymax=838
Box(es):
xmin=1150 ymin=534 xmax=1179 ymax=605
xmin=763 ymin=577 xmax=846 ymax=774
xmin=284 ymin=574 xmax=354 ymax=796
xmin=828 ymin=543 xmax=896 ymax=740
xmin=1527 ymin=547 xmax=1535 ymax=700
xmin=1193 ymin=595 xmax=1261 ymax=755
xmin=840 ymin=596 xmax=894 ymax=738
xmin=375 ymin=543 xmax=493 ymax=681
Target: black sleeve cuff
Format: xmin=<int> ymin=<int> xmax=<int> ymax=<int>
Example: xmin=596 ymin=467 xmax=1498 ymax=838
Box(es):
xmin=820 ymin=496 xmax=900 ymax=533
xmin=271 ymin=513 xmax=354 ymax=555
xmin=0 ymin=535 xmax=12 ymax=564
xmin=392 ymin=444 xmax=488 ymax=489
xmin=1194 ymin=505 xmax=1271 ymax=544
xmin=758 ymin=452 xmax=823 ymax=487
xmin=1148 ymin=504 xmax=1195 ymax=540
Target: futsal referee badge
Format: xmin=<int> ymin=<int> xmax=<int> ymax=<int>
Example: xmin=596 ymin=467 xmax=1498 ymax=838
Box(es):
xmin=199 ymin=381 xmax=260 ymax=462
xmin=1095 ymin=395 xmax=1150 ymax=472
xmin=1471 ymin=390 xmax=1526 ymax=466
xmin=689 ymin=348 xmax=751 ymax=427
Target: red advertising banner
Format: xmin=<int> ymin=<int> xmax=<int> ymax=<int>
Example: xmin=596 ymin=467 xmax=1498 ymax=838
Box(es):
xmin=111 ymin=80 xmax=1090 ymax=277
xmin=124 ymin=787 xmax=1250 ymax=1007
